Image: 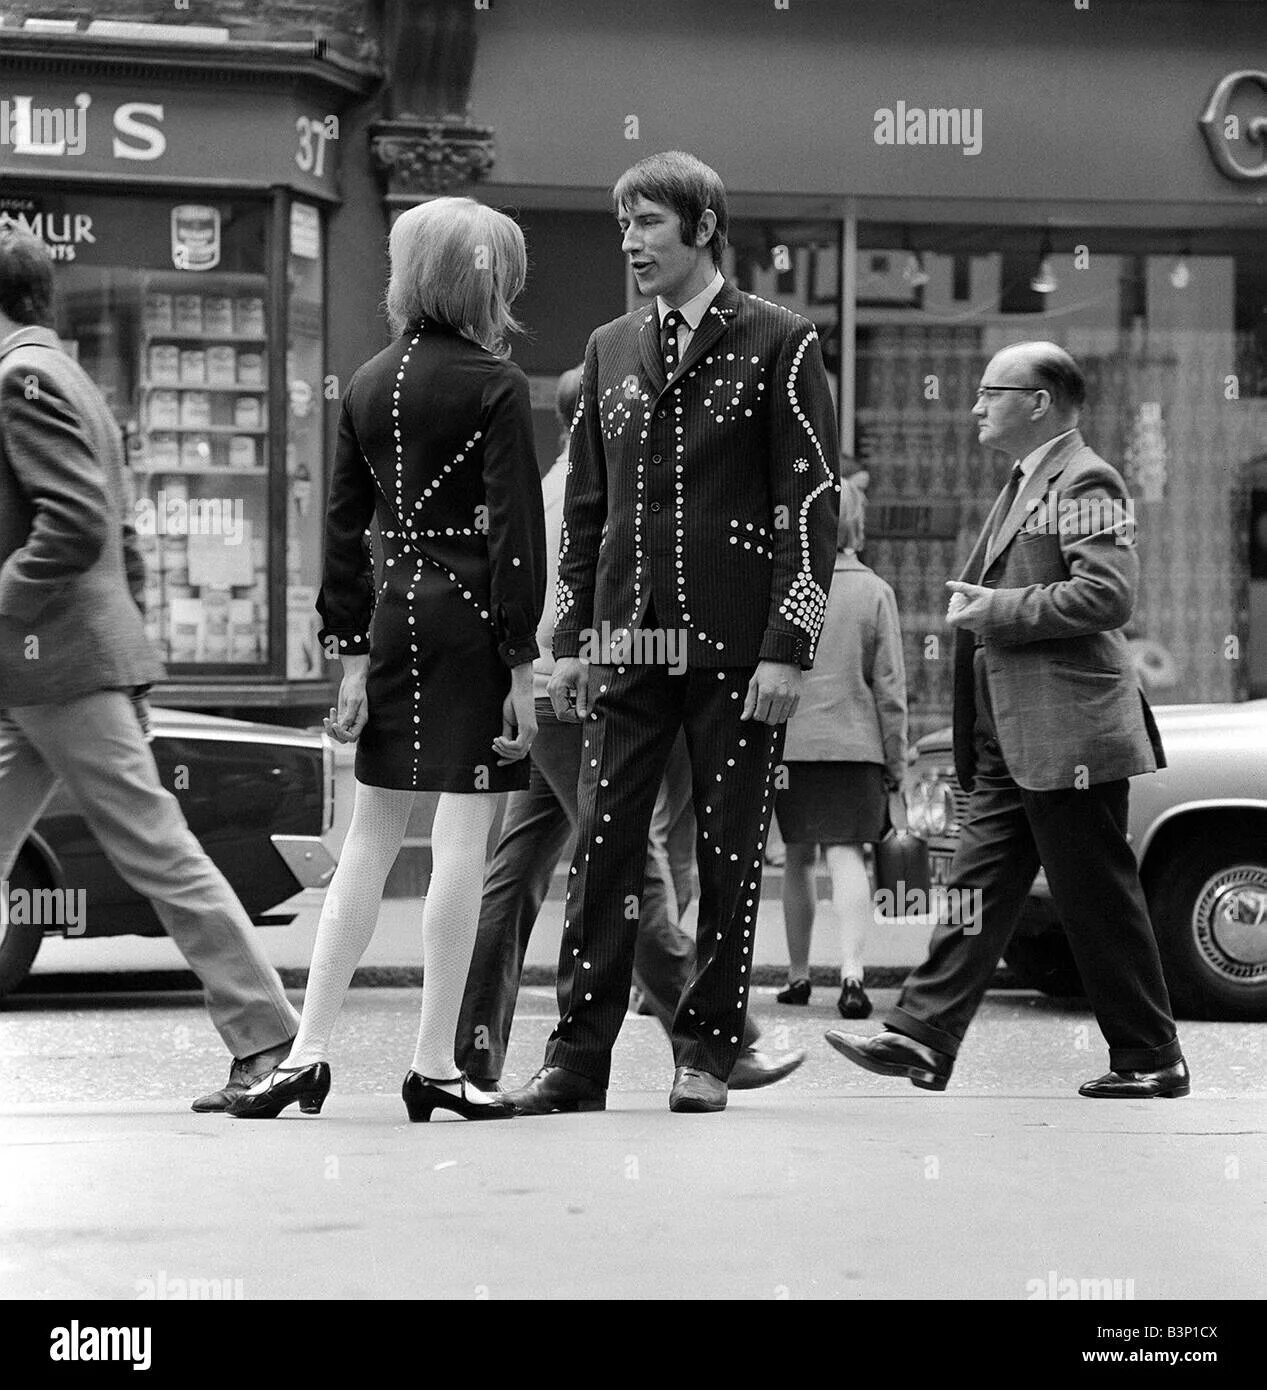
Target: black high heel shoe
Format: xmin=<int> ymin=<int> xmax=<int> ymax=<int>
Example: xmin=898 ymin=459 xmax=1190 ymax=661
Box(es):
xmin=227 ymin=1062 xmax=331 ymax=1119
xmin=402 ymin=1071 xmax=517 ymax=1122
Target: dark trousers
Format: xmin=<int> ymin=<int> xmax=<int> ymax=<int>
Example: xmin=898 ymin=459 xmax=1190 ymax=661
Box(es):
xmin=886 ymin=648 xmax=1181 ymax=1073
xmin=544 ymin=660 xmax=784 ymax=1086
xmin=454 ymin=698 xmax=759 ymax=1081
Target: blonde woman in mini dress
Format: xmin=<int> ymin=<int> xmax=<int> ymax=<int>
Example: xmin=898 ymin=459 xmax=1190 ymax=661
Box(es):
xmin=231 ymin=198 xmax=545 ymax=1121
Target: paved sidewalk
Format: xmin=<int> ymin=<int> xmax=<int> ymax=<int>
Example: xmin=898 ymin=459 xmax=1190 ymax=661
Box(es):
xmin=28 ymin=885 xmax=937 ymax=983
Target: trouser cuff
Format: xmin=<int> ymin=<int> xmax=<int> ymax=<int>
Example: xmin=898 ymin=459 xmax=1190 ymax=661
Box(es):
xmin=1108 ymin=1037 xmax=1183 ymax=1072
xmin=883 ymin=1006 xmax=962 ymax=1060
xmin=543 ymin=1041 xmax=610 ymax=1088
xmin=674 ymin=1039 xmax=741 ymax=1081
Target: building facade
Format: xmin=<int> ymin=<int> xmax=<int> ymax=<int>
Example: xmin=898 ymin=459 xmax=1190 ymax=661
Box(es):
xmin=3 ymin=0 xmax=1265 ymax=742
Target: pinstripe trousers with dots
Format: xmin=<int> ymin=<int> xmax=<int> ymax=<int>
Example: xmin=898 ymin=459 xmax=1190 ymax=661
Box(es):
xmin=543 ymin=658 xmax=785 ymax=1086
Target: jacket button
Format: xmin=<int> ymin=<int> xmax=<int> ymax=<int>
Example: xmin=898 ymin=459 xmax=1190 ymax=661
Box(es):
xmin=656 ymin=409 xmax=666 ymax=420
xmin=650 ymin=501 xmax=662 ymax=513
xmin=651 ymin=453 xmax=663 ymax=464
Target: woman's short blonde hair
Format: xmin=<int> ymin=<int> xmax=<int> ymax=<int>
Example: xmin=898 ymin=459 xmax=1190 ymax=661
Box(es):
xmin=385 ymin=197 xmax=527 ymax=355
xmin=838 ymin=474 xmax=866 ymax=551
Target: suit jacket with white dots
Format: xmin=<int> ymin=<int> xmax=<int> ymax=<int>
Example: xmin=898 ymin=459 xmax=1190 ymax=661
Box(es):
xmin=553 ymin=279 xmax=840 ymax=671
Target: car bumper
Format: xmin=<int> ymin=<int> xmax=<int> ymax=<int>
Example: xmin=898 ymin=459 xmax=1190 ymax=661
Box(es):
xmin=270 ymin=834 xmax=338 ymax=889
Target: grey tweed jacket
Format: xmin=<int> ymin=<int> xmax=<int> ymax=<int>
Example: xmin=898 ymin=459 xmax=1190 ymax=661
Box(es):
xmin=953 ymin=430 xmax=1165 ymax=793
xmin=0 ymin=326 xmax=163 ymax=707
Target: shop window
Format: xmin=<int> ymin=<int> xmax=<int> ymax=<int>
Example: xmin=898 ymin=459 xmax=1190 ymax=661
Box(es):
xmin=724 ymin=220 xmax=842 ymax=406
xmin=855 ymin=224 xmax=1267 ymax=731
xmin=284 ymin=201 xmax=326 ymax=680
xmin=0 ymin=189 xmax=327 ymax=690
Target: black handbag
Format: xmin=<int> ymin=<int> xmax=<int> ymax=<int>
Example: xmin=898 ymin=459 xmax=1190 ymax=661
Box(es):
xmin=873 ymin=790 xmax=930 ymax=917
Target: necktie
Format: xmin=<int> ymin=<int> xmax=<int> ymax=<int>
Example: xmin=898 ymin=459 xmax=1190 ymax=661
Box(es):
xmin=660 ymin=309 xmax=684 ymax=376
xmin=985 ymin=462 xmax=1025 ymax=567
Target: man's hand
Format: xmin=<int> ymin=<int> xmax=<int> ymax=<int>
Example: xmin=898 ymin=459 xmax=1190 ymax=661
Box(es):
xmin=741 ymin=660 xmax=802 ymax=725
xmin=945 ymin=580 xmax=993 ymax=632
xmin=547 ymin=656 xmax=589 ymax=723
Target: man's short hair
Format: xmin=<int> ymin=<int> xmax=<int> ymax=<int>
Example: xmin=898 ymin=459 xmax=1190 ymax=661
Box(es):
xmin=1022 ymin=342 xmax=1087 ymax=412
xmin=0 ymin=225 xmax=54 ymax=327
xmin=612 ymin=151 xmax=729 ymax=268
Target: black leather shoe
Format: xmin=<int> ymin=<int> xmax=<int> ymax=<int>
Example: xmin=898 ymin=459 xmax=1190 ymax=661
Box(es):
xmin=1078 ymin=1059 xmax=1190 ymax=1099
xmin=227 ymin=1062 xmax=331 ymax=1118
xmin=505 ymin=1066 xmax=606 ymax=1116
xmin=669 ymin=1066 xmax=727 ymax=1113
xmin=191 ymin=1038 xmax=294 ymax=1113
xmin=837 ymin=979 xmax=873 ymax=1020
xmin=824 ymin=1029 xmax=953 ymax=1091
xmin=402 ymin=1072 xmax=516 ymax=1121
xmin=728 ymin=1046 xmax=805 ymax=1090
xmin=776 ymin=978 xmax=811 ymax=1006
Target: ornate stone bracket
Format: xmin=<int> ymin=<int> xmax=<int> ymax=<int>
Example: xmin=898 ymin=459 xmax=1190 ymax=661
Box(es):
xmin=370 ymin=116 xmax=496 ymax=203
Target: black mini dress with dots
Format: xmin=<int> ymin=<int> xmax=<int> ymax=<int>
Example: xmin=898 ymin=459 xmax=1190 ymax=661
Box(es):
xmin=316 ymin=320 xmax=546 ymax=792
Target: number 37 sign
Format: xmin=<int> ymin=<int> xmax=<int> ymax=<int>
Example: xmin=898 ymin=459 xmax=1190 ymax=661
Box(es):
xmin=295 ymin=115 xmax=340 ymax=179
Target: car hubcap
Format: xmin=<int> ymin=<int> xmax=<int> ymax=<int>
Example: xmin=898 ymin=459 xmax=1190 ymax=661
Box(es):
xmin=1195 ymin=866 xmax=1267 ymax=982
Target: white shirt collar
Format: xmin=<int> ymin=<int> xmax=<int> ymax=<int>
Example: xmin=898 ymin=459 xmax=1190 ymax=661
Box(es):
xmin=657 ymin=270 xmax=724 ymax=332
xmin=1017 ymin=428 xmax=1078 ymax=480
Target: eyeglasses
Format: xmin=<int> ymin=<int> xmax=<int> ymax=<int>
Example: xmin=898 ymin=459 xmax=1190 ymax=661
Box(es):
xmin=974 ymin=385 xmax=1048 ymax=402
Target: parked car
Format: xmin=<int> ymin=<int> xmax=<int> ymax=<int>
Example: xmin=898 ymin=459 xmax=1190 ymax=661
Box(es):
xmin=0 ymin=707 xmax=338 ymax=998
xmin=904 ymin=700 xmax=1267 ymax=1020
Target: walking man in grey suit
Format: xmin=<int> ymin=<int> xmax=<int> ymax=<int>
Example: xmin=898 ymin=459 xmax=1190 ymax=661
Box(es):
xmin=827 ymin=341 xmax=1188 ymax=1099
xmin=0 ymin=225 xmax=298 ymax=1110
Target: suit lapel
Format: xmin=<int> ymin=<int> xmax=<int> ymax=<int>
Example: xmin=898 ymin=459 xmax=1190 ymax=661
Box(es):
xmin=981 ymin=430 xmax=1085 ymax=576
xmin=670 ymin=280 xmax=739 ymax=385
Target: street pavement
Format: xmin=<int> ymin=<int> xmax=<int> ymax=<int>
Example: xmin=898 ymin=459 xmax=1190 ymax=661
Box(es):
xmin=2 ymin=984 xmax=1263 ymax=1300
xmin=25 ymin=884 xmax=940 ymax=984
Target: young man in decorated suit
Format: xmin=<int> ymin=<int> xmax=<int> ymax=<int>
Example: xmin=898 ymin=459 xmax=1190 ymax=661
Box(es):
xmin=507 ymin=151 xmax=840 ymax=1116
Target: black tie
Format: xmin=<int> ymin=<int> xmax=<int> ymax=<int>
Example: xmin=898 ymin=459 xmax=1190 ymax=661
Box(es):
xmin=660 ymin=309 xmax=684 ymax=376
xmin=985 ymin=462 xmax=1025 ymax=565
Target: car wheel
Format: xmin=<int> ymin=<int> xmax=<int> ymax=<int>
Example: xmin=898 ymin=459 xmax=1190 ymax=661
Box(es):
xmin=1147 ymin=833 xmax=1267 ymax=1021
xmin=0 ymin=848 xmax=46 ymax=1000
xmin=1003 ymin=928 xmax=1086 ymax=997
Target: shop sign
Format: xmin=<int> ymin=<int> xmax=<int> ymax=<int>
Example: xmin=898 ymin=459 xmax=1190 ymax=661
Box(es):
xmin=0 ymin=195 xmax=95 ymax=261
xmin=1200 ymin=71 xmax=1267 ymax=181
xmin=0 ymin=80 xmax=339 ymax=197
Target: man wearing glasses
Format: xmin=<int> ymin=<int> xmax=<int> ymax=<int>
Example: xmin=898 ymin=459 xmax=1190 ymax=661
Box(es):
xmin=827 ymin=341 xmax=1188 ymax=1100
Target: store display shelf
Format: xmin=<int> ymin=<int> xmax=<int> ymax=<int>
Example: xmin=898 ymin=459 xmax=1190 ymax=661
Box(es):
xmin=139 ymin=379 xmax=269 ymax=393
xmin=133 ymin=465 xmax=268 ymax=476
xmin=140 ymin=333 xmax=268 ymax=345
xmin=140 ymin=425 xmax=269 ymax=435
